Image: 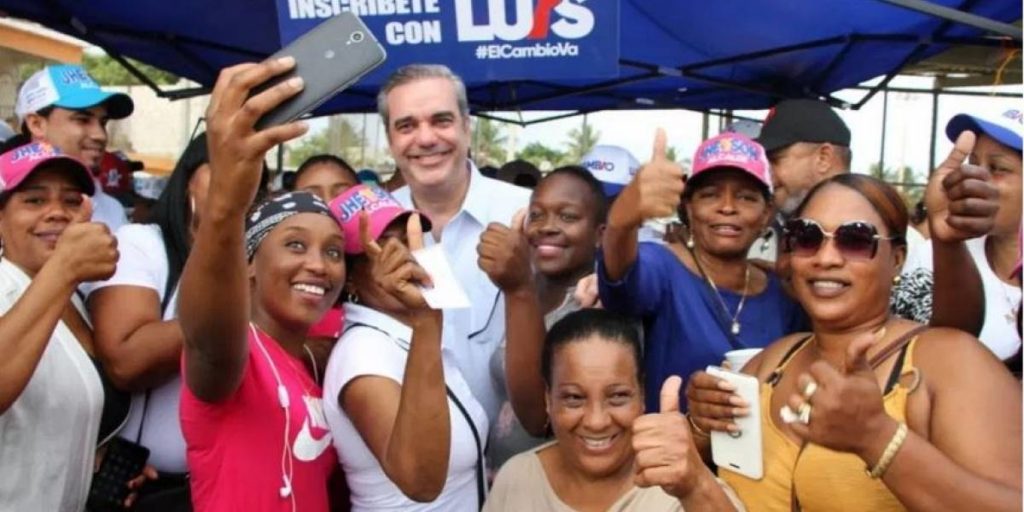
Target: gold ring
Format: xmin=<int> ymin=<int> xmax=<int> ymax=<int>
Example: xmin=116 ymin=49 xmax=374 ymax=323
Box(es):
xmin=802 ymin=381 xmax=818 ymax=401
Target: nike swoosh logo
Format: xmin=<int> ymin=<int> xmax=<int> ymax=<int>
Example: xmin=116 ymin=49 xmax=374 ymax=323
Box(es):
xmin=293 ymin=418 xmax=332 ymax=461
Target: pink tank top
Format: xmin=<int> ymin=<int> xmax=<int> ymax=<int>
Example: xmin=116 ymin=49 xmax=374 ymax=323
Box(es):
xmin=181 ymin=326 xmax=337 ymax=512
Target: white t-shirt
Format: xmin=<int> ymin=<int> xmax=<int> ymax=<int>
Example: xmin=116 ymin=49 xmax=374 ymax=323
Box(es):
xmin=324 ymin=304 xmax=489 ymax=512
xmin=966 ymin=237 xmax=1022 ymax=359
xmin=88 ymin=223 xmax=188 ymax=472
xmin=0 ymin=258 xmax=103 ymax=511
xmin=91 ymin=184 xmax=129 ymax=233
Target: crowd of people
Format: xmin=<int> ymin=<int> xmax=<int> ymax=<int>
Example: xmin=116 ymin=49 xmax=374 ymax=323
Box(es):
xmin=0 ymin=57 xmax=1020 ymax=512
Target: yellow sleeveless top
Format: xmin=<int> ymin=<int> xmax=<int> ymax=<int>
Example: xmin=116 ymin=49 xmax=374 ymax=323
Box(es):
xmin=720 ymin=337 xmax=920 ymax=512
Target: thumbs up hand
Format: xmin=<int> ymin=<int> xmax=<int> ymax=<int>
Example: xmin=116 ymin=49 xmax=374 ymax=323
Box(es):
xmin=477 ymin=208 xmax=533 ymax=294
xmin=632 ymin=376 xmax=710 ymax=499
xmin=787 ymin=331 xmax=898 ymax=459
xmin=629 ymin=129 xmax=686 ymax=224
xmin=362 ymin=211 xmax=433 ymax=311
xmin=926 ymin=131 xmax=999 ymax=243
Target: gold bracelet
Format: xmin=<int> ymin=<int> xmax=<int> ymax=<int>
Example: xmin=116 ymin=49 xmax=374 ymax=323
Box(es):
xmin=687 ymin=414 xmax=710 ymax=437
xmin=866 ymin=422 xmax=908 ymax=479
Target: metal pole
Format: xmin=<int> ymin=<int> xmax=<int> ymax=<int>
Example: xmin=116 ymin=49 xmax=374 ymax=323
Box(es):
xmin=701 ymin=111 xmax=710 ymax=140
xmin=879 ymin=90 xmax=889 ymax=177
xmin=929 ymin=89 xmax=939 ymax=175
xmin=875 ymin=0 xmax=1022 ymax=41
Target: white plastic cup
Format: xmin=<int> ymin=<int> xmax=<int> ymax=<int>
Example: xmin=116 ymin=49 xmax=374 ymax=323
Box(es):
xmin=724 ymin=348 xmax=763 ymax=371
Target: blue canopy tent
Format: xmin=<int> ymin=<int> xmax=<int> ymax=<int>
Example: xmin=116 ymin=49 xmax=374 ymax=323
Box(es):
xmin=0 ymin=0 xmax=1019 ymax=122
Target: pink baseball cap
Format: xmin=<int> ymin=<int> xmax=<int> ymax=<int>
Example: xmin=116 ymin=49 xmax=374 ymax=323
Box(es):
xmin=329 ymin=184 xmax=432 ymax=255
xmin=0 ymin=142 xmax=95 ymax=196
xmin=689 ymin=133 xmax=773 ymax=194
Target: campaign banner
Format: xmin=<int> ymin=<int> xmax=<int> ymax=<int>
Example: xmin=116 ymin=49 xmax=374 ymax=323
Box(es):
xmin=274 ymin=0 xmax=620 ymax=83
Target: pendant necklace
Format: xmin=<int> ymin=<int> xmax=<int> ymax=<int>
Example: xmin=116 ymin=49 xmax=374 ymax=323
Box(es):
xmin=691 ymin=247 xmax=751 ymax=336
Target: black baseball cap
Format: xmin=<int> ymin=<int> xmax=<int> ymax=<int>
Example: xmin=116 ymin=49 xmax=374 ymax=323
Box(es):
xmin=757 ymin=99 xmax=851 ymax=153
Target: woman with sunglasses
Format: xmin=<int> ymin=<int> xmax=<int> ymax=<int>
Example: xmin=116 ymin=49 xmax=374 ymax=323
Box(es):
xmin=687 ymin=174 xmax=1021 ymax=511
xmin=600 ymin=131 xmax=805 ymax=413
xmin=177 ymin=58 xmax=343 ymax=511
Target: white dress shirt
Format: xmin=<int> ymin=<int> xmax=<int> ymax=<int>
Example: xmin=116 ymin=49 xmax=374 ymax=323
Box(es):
xmin=392 ymin=164 xmax=530 ymax=423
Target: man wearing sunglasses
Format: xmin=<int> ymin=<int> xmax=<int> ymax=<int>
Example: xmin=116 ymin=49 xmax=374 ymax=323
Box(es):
xmin=760 ymin=99 xmax=998 ymax=336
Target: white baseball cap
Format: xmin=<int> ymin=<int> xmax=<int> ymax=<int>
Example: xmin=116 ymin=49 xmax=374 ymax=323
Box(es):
xmin=946 ymin=107 xmax=1023 ymax=152
xmin=579 ymin=145 xmax=641 ymax=197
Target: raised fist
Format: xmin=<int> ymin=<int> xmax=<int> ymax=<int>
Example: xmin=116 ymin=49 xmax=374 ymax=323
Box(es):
xmin=477 ymin=209 xmax=532 ymax=293
xmin=53 ymin=222 xmax=119 ymax=284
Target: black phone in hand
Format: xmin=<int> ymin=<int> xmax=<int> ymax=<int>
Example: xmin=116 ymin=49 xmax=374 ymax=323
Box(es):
xmin=87 ymin=437 xmax=150 ymax=512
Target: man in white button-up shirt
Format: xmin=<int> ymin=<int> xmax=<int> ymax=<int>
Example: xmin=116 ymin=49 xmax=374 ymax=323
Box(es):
xmin=379 ymin=64 xmax=530 ymax=423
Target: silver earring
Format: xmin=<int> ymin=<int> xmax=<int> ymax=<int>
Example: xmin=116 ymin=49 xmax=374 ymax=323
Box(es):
xmin=686 ymin=234 xmax=695 ymax=249
xmin=760 ymin=232 xmax=771 ymax=252
xmin=346 ymin=291 xmax=360 ymax=304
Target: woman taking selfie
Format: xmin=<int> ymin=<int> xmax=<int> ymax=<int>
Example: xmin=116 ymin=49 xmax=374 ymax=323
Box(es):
xmin=688 ymin=174 xmax=1022 ymax=511
xmin=177 ymin=58 xmax=343 ymax=511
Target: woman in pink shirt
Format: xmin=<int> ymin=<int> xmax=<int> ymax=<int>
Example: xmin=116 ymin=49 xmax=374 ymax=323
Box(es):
xmin=176 ymin=58 xmax=344 ymax=512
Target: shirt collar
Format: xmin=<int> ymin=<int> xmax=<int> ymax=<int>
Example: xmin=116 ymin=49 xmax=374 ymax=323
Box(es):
xmin=343 ymin=303 xmax=412 ymax=349
xmin=459 ymin=160 xmax=490 ymax=226
xmin=391 ymin=160 xmax=492 ymax=228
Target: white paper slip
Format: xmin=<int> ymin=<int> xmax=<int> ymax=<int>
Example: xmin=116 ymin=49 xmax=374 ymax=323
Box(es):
xmin=411 ymin=245 xmax=471 ymax=310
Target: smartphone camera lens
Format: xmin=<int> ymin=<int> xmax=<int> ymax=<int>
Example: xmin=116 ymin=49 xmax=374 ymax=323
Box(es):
xmin=350 ymin=31 xmax=365 ymax=43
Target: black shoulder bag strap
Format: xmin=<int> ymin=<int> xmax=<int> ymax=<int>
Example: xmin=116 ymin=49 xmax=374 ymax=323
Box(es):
xmin=344 ymin=322 xmax=487 ymax=510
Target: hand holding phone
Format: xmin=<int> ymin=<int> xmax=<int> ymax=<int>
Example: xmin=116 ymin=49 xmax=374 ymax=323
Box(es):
xmin=87 ymin=437 xmax=151 ymax=512
xmin=254 ymin=12 xmax=386 ymax=130
xmin=705 ymin=366 xmax=763 ymax=480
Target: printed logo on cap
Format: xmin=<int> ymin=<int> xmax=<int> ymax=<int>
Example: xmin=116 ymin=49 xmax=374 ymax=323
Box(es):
xmin=58 ymin=67 xmax=99 ymax=89
xmin=333 ymin=185 xmax=400 ymax=223
xmin=1003 ymin=109 xmax=1023 ymax=125
xmin=696 ymin=135 xmax=761 ymax=165
xmin=8 ymin=142 xmax=60 ymax=164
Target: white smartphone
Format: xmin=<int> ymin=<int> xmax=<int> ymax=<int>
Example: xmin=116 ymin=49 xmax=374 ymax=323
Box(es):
xmin=705 ymin=365 xmax=763 ymax=480
xmin=254 ymin=11 xmax=386 ymax=130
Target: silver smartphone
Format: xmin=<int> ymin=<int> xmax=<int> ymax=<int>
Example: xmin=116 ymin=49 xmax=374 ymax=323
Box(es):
xmin=706 ymin=365 xmax=764 ymax=480
xmin=254 ymin=12 xmax=386 ymax=130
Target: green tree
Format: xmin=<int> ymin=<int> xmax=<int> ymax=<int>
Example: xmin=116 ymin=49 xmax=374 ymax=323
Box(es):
xmin=288 ymin=115 xmax=366 ymax=167
xmin=325 ymin=115 xmax=366 ymax=164
xmin=471 ymin=118 xmax=508 ymax=166
xmin=287 ymin=131 xmax=331 ymax=168
xmin=565 ymin=120 xmax=601 ymax=162
xmin=868 ymin=162 xmax=924 ymax=208
xmin=516 ymin=142 xmax=567 ymax=170
xmin=17 ymin=54 xmax=178 ymax=86
xmin=666 ymin=146 xmax=679 ymax=163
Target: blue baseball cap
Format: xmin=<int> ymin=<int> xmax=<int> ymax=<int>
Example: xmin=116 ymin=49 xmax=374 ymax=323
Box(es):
xmin=16 ymin=65 xmax=134 ymax=123
xmin=580 ymin=145 xmax=641 ymax=198
xmin=945 ymin=108 xmax=1023 ymax=152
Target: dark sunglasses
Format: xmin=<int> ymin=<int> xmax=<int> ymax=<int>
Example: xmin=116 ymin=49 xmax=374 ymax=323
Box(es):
xmin=783 ymin=219 xmax=905 ymax=260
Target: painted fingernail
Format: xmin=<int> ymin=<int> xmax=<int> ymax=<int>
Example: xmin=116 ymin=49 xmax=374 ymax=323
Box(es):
xmin=733 ymin=407 xmax=750 ymax=417
xmin=717 ymin=380 xmax=736 ymax=391
xmin=277 ymin=56 xmax=296 ymax=67
xmin=287 ymin=77 xmax=304 ymax=89
xmin=726 ymin=423 xmax=741 ymax=432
